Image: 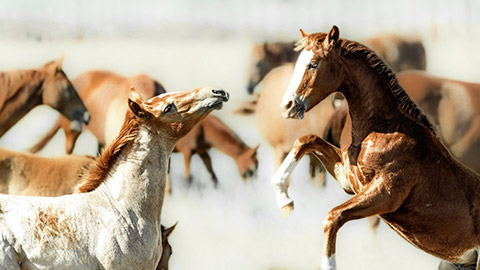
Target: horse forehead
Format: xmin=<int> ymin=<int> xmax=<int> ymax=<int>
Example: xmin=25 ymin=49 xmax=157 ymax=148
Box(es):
xmin=148 ymin=90 xmax=198 ymax=107
xmin=284 ymin=49 xmax=314 ymax=96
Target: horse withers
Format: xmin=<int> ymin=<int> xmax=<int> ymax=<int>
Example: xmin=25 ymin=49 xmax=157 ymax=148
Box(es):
xmin=274 ymin=26 xmax=480 ymax=270
xmin=0 ymin=86 xmax=228 ymax=269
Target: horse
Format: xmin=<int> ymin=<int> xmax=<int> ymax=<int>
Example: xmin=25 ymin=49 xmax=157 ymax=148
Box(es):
xmin=0 ymin=86 xmax=228 ymax=269
xmin=0 ymin=147 xmax=94 ymax=196
xmin=28 ymin=70 xmax=165 ymax=154
xmin=246 ymin=34 xmax=426 ymax=95
xmin=0 ymin=148 xmax=176 ymax=269
xmin=173 ymin=115 xmax=258 ymax=187
xmin=0 ymin=56 xmax=90 ymax=138
xmin=273 ymin=26 xmax=480 ymax=270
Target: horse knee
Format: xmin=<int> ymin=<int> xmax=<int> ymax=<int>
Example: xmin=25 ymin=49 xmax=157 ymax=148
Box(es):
xmin=323 ymin=209 xmax=342 ymax=235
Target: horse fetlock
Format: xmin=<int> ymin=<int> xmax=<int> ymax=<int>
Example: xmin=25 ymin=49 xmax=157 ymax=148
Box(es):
xmin=320 ymin=254 xmax=337 ymax=270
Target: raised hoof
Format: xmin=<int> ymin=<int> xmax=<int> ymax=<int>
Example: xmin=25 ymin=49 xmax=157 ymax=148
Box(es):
xmin=280 ymin=202 xmax=294 ymax=218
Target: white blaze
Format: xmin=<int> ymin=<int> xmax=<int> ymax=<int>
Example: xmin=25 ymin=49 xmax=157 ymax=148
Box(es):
xmin=281 ymin=49 xmax=314 ymax=109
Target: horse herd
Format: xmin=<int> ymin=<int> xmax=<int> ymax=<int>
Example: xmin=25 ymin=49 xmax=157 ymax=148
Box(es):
xmin=0 ymin=26 xmax=479 ymax=269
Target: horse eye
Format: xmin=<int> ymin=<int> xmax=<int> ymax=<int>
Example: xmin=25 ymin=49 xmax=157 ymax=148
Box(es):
xmin=308 ymin=62 xmax=318 ymax=69
xmin=163 ymin=104 xmax=173 ymax=113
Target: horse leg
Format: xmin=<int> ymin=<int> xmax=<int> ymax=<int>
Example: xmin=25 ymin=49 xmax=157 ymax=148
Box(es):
xmin=60 ymin=117 xmax=81 ymax=154
xmin=165 ymin=158 xmax=172 ymax=195
xmin=272 ymin=135 xmax=344 ymax=218
xmin=28 ymin=117 xmax=61 ymax=153
xmin=198 ymin=151 xmax=219 ymax=188
xmin=308 ymin=154 xmax=326 ymax=187
xmin=321 ymin=177 xmax=410 ymax=270
xmin=182 ymin=151 xmax=193 ymax=186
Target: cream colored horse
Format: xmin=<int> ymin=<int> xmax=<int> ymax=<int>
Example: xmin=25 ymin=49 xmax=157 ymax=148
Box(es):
xmin=0 ymin=147 xmax=93 ymax=196
xmin=0 ymin=86 xmax=228 ymax=269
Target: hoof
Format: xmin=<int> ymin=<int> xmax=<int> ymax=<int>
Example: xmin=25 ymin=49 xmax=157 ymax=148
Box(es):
xmin=280 ymin=202 xmax=294 ymax=218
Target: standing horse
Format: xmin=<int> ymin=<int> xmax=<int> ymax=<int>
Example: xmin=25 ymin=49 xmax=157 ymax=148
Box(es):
xmin=273 ymin=26 xmax=480 ymax=270
xmin=28 ymin=70 xmax=165 ymax=154
xmin=0 ymin=57 xmax=90 ymax=137
xmin=174 ymin=115 xmax=258 ymax=186
xmin=0 ymin=86 xmax=228 ymax=269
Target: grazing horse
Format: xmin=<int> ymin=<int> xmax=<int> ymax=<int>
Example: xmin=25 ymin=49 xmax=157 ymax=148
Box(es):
xmin=0 ymin=86 xmax=228 ymax=269
xmin=272 ymin=26 xmax=480 ymax=270
xmin=0 ymin=57 xmax=90 ymax=137
xmin=28 ymin=70 xmax=166 ymax=154
xmin=246 ymin=34 xmax=425 ymax=95
xmin=174 ymin=115 xmax=258 ymax=187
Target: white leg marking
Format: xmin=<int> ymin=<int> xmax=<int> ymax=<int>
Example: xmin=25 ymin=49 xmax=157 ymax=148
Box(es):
xmin=271 ymin=150 xmax=298 ymax=216
xmin=321 ymin=254 xmax=336 ymax=270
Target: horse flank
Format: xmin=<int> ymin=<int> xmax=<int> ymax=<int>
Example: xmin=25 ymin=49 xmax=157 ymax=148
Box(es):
xmin=295 ymin=33 xmax=435 ymax=134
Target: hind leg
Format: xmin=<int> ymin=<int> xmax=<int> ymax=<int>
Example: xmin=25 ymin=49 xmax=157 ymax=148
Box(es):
xmin=198 ymin=151 xmax=218 ymax=187
xmin=308 ymin=154 xmax=326 ymax=187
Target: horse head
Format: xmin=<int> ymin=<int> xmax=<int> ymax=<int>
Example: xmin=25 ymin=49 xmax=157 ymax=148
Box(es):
xmin=41 ymin=55 xmax=90 ymax=133
xmin=128 ymin=87 xmax=229 ymax=141
xmin=281 ymin=26 xmax=344 ymax=120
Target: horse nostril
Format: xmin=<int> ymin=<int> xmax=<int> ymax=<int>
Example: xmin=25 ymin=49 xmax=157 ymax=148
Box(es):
xmin=285 ymin=100 xmax=294 ymax=110
xmin=212 ymin=88 xmax=226 ymax=96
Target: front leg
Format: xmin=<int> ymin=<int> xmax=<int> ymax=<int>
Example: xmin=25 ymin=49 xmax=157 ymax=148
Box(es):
xmin=321 ymin=177 xmax=412 ymax=270
xmin=271 ymin=134 xmax=344 ymax=218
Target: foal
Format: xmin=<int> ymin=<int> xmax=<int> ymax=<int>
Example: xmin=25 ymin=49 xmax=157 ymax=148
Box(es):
xmin=273 ymin=26 xmax=480 ymax=269
xmin=0 ymin=86 xmax=228 ymax=269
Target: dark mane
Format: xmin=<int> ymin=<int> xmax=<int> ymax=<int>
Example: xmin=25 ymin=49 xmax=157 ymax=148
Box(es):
xmin=295 ymin=33 xmax=435 ymax=133
xmin=75 ymin=110 xmax=140 ymax=193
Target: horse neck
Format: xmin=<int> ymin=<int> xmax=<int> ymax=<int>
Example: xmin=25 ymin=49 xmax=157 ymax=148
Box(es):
xmin=0 ymin=69 xmax=46 ymax=135
xmin=94 ymin=126 xmax=173 ymax=223
xmin=203 ymin=118 xmax=248 ymax=159
xmin=339 ymin=58 xmax=404 ymax=145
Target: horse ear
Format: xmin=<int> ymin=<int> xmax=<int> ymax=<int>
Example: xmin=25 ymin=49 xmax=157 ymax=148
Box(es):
xmin=56 ymin=54 xmax=65 ymax=70
xmin=128 ymin=88 xmax=147 ymax=118
xmin=163 ymin=222 xmax=178 ymax=237
xmin=299 ymin=29 xmax=308 ymax=38
xmin=326 ymin=25 xmax=340 ymax=47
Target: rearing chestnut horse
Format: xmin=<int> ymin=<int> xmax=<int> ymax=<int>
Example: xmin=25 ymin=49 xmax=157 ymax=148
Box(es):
xmin=0 ymin=57 xmax=90 ymax=137
xmin=272 ymin=26 xmax=480 ymax=270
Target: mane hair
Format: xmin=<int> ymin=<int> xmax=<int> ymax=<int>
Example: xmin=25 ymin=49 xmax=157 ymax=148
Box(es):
xmin=295 ymin=33 xmax=435 ymax=133
xmin=76 ymin=111 xmax=140 ymax=193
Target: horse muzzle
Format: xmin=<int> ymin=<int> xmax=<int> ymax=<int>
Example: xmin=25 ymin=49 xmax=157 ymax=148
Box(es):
xmin=281 ymin=97 xmax=305 ymax=120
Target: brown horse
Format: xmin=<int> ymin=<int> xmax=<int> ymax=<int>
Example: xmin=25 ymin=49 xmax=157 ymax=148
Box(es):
xmin=274 ymin=26 xmax=480 ymax=269
xmin=28 ymin=70 xmax=165 ymax=154
xmin=246 ymin=34 xmax=426 ymax=95
xmin=173 ymin=115 xmax=258 ymax=187
xmin=157 ymin=223 xmax=178 ymax=270
xmin=0 ymin=57 xmax=90 ymax=137
xmin=0 ymin=147 xmax=93 ymax=196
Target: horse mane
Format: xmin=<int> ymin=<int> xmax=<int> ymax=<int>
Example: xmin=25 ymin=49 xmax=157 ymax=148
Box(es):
xmin=295 ymin=33 xmax=435 ymax=133
xmin=75 ymin=110 xmax=140 ymax=193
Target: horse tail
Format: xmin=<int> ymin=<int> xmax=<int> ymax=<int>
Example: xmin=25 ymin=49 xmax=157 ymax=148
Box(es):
xmin=153 ymin=80 xmax=166 ymax=96
xmin=28 ymin=117 xmax=61 ymax=153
